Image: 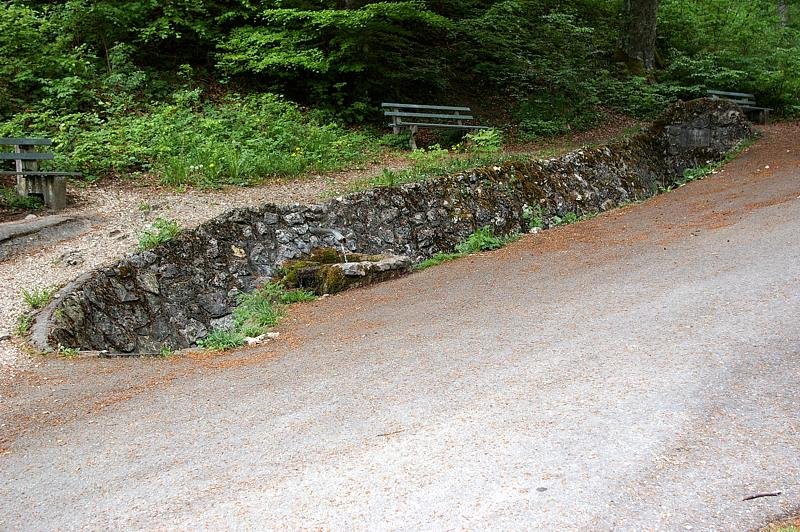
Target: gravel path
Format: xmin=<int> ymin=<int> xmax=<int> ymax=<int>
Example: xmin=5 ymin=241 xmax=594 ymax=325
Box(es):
xmin=0 ymin=123 xmax=797 ymax=528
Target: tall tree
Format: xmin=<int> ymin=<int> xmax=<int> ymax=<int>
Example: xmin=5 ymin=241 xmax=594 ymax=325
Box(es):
xmin=623 ymin=0 xmax=659 ymax=71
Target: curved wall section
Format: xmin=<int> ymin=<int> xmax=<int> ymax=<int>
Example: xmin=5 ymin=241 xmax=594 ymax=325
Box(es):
xmin=31 ymin=99 xmax=753 ymax=353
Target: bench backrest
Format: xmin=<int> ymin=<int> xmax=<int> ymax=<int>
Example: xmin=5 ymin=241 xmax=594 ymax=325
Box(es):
xmin=0 ymin=138 xmax=55 ymax=162
xmin=707 ymin=90 xmax=757 ymax=106
xmin=381 ymin=102 xmax=487 ymax=130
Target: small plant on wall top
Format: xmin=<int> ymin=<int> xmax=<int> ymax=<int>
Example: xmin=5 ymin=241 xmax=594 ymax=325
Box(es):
xmin=138 ymin=217 xmax=181 ymax=250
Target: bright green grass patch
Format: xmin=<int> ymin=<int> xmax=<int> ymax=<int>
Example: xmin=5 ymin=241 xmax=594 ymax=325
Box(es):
xmin=138 ymin=217 xmax=180 ymax=250
xmin=21 ymin=286 xmax=56 ymax=310
xmin=415 ymin=226 xmax=519 ymax=271
xmin=196 ymin=329 xmax=246 ymax=351
xmin=198 ymin=283 xmax=316 ymax=351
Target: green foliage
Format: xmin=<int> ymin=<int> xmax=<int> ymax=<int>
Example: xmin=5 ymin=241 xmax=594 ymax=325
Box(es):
xmin=550 ymin=211 xmax=580 ymax=226
xmin=662 ymin=138 xmax=755 ymax=192
xmin=158 ymin=345 xmax=175 ymax=357
xmin=1 ymin=187 xmax=43 ymax=211
xmin=465 ymin=129 xmax=502 ymax=153
xmin=522 ymin=203 xmax=544 ymax=230
xmin=1 ymin=91 xmax=374 ymax=186
xmin=21 ymin=286 xmax=56 ymax=310
xmin=415 ymin=226 xmax=519 ymax=270
xmin=277 ymin=288 xmax=317 ymax=304
xmin=414 ymin=252 xmax=464 ymax=270
xmin=16 ymin=314 xmax=32 ymax=336
xmin=138 ymin=217 xmax=180 ymax=250
xmin=658 ymin=0 xmax=800 ymax=110
xmin=455 ymin=226 xmax=518 ymax=254
xmin=58 ymin=345 xmax=80 ymax=358
xmin=197 ymin=329 xmax=245 ymax=351
xmin=197 ymin=282 xmax=314 ymax=351
xmin=1 ymin=0 xmax=798 ymax=184
xmin=217 ymin=2 xmax=453 ymax=108
xmin=354 ymin=143 xmax=526 ymax=192
xmin=234 ymin=287 xmax=285 ymax=332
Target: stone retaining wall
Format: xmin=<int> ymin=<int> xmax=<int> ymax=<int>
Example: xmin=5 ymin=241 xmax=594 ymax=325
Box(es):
xmin=32 ymin=98 xmax=753 ymax=353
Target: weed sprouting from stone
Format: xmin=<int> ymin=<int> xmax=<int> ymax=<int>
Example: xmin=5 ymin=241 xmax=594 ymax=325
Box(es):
xmin=197 ymin=283 xmax=315 ymax=352
xmin=415 ymin=226 xmax=519 ymax=271
xmin=137 ymin=217 xmax=180 ymax=250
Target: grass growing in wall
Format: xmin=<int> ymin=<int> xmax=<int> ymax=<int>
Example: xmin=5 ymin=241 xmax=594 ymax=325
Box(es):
xmin=138 ymin=217 xmax=181 ymax=250
xmin=661 ymin=138 xmax=756 ymax=192
xmin=197 ymin=283 xmax=316 ymax=351
xmin=415 ymin=226 xmax=520 ymax=271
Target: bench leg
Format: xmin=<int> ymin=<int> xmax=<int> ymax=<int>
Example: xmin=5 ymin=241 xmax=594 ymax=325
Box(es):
xmin=20 ymin=175 xmax=67 ymax=210
xmin=409 ymin=125 xmax=418 ymax=151
xmin=42 ymin=175 xmax=67 ymax=210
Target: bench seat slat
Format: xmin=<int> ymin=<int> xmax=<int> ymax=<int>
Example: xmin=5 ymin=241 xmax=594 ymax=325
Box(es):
xmin=0 ymin=152 xmax=54 ymax=160
xmin=707 ymin=90 xmax=755 ymax=98
xmin=385 ymin=111 xmax=475 ymax=120
xmin=0 ymin=137 xmax=53 ymax=146
xmin=382 ymin=102 xmax=472 ymax=112
xmin=392 ymin=121 xmax=489 ymax=129
xmin=0 ymin=170 xmax=81 ymax=176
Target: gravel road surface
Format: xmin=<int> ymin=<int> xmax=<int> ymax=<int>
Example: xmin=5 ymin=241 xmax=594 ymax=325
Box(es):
xmin=0 ymin=124 xmax=798 ymax=529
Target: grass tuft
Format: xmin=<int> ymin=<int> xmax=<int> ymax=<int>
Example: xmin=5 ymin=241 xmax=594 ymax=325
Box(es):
xmin=21 ymin=286 xmax=56 ymax=310
xmin=138 ymin=217 xmax=180 ymax=250
xmin=197 ymin=283 xmax=315 ymax=352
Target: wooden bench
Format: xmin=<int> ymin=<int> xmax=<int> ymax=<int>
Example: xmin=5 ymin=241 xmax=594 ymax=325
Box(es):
xmin=707 ymin=90 xmax=773 ymax=125
xmin=0 ymin=138 xmax=80 ymax=210
xmin=381 ymin=103 xmax=489 ymax=149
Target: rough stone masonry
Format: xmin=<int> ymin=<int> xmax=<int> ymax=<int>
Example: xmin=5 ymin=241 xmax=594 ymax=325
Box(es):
xmin=31 ymin=98 xmax=753 ymax=354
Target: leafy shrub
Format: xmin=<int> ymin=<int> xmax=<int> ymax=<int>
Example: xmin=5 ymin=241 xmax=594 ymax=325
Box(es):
xmin=1 ymin=91 xmax=375 ymax=187
xmin=551 ymin=212 xmax=580 ymax=226
xmin=522 ymin=204 xmax=544 ymax=230
xmin=465 ymin=129 xmax=502 ymax=153
xmin=216 ymin=2 xmax=453 ymax=108
xmin=138 ymin=217 xmax=180 ymax=250
xmin=1 ymin=187 xmax=42 ymax=211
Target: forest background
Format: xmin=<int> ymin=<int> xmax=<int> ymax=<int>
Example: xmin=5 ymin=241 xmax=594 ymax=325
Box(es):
xmin=1 ymin=0 xmax=798 ymax=189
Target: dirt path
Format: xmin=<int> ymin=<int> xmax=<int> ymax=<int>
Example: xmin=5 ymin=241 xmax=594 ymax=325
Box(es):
xmin=0 ymin=120 xmax=638 ymax=371
xmin=0 ymin=122 xmax=797 ymax=528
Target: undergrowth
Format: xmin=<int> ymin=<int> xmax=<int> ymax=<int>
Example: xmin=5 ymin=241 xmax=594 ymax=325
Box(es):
xmin=1 ymin=186 xmax=42 ymax=211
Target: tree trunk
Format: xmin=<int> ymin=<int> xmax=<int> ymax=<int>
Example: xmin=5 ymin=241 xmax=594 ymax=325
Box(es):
xmin=623 ymin=0 xmax=659 ymax=72
xmin=777 ymin=0 xmax=789 ymax=27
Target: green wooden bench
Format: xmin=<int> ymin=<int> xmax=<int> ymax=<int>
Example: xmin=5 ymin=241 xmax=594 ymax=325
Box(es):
xmin=0 ymin=138 xmax=80 ymax=210
xmin=381 ymin=103 xmax=489 ymax=149
xmin=707 ymin=90 xmax=773 ymax=125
